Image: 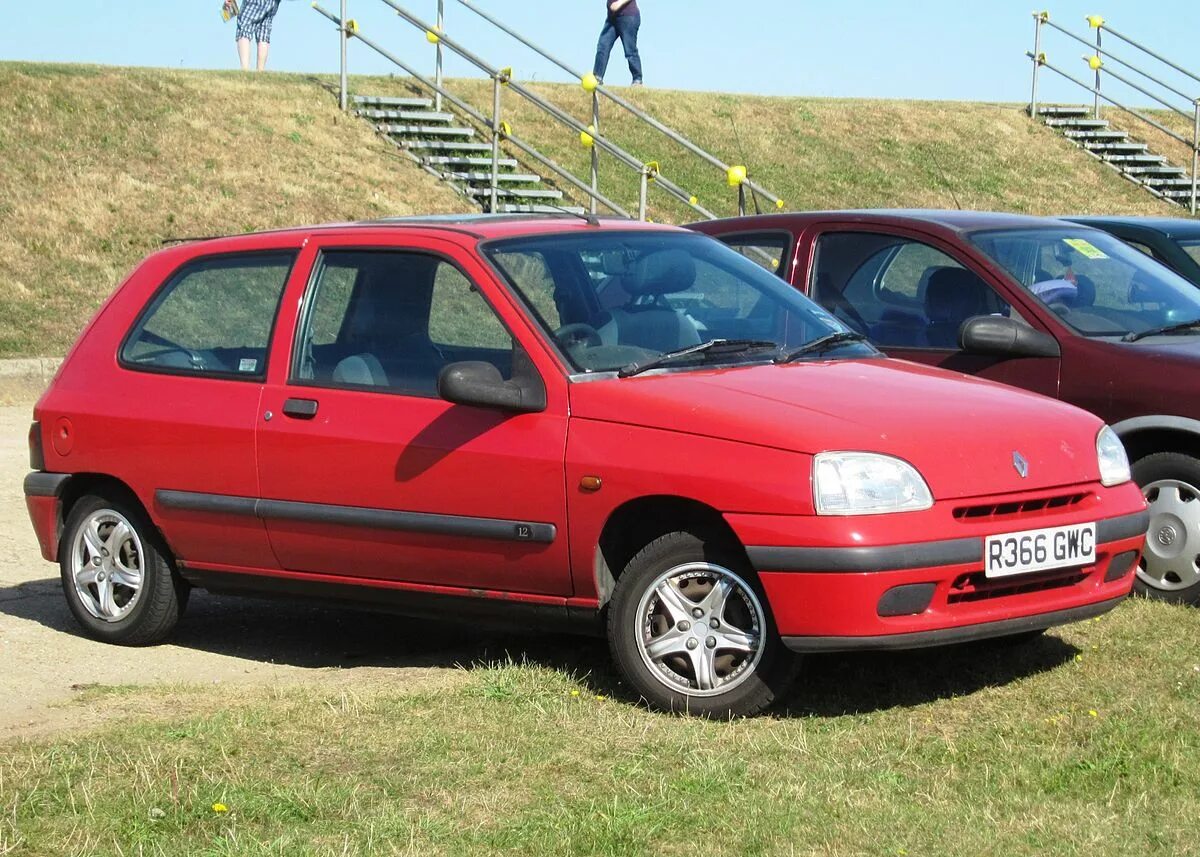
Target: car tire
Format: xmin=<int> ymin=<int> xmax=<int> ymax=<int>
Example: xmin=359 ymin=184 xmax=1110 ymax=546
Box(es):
xmin=607 ymin=531 xmax=799 ymax=717
xmin=1131 ymin=452 xmax=1200 ymax=606
xmin=60 ymin=493 xmax=189 ymax=645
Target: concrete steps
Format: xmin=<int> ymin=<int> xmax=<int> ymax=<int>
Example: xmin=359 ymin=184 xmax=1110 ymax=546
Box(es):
xmin=354 ymin=92 xmax=571 ymax=213
xmin=1036 ymin=105 xmax=1196 ymax=208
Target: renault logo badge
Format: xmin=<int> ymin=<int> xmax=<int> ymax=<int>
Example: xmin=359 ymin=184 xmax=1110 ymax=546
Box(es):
xmin=1013 ymin=451 xmax=1029 ymax=479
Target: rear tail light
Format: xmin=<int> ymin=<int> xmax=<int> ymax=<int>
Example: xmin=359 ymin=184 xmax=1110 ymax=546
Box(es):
xmin=28 ymin=421 xmax=44 ymax=470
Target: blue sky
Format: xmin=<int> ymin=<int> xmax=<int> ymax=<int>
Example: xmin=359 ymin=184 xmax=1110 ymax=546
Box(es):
xmin=3 ymin=1 xmax=1198 ymax=106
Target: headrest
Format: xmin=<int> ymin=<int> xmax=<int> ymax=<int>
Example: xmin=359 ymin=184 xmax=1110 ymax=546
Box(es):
xmin=925 ymin=267 xmax=989 ymax=322
xmin=626 ymin=250 xmax=697 ymax=296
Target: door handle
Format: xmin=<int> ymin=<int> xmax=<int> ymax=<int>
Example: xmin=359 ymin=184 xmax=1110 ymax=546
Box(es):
xmin=282 ymin=398 xmax=319 ymax=419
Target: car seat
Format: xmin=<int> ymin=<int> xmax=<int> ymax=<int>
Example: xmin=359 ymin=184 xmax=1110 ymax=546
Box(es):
xmin=596 ymin=250 xmax=702 ymax=352
xmin=924 ymin=267 xmax=990 ymax=349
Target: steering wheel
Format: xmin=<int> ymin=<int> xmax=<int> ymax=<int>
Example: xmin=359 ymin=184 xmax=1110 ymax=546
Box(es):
xmin=554 ymin=323 xmax=602 ymax=350
xmin=132 ymin=331 xmax=207 ymax=369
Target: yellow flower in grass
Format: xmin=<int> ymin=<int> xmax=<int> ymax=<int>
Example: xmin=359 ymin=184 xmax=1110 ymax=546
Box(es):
xmin=212 ymin=803 xmax=229 ymax=814
xmin=569 ymin=689 xmax=581 ymax=697
xmin=1088 ymin=709 xmax=1099 ymax=718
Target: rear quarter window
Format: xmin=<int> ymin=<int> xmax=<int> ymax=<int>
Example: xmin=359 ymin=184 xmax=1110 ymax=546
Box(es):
xmin=121 ymin=251 xmax=295 ymax=379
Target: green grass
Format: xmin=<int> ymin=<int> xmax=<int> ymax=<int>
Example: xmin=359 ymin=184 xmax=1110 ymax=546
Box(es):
xmin=4 ymin=597 xmax=1199 ymax=855
xmin=0 ymin=62 xmax=1183 ymax=360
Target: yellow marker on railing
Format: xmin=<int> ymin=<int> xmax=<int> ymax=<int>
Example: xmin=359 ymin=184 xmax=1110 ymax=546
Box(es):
xmin=426 ymin=29 xmax=441 ymax=44
xmin=581 ymin=73 xmax=600 ymax=93
xmin=776 ymin=199 xmax=786 ymax=210
xmin=1087 ymin=55 xmax=1103 ymax=70
xmin=689 ymin=196 xmax=699 ymax=206
xmin=499 ymin=121 xmax=512 ymax=137
xmin=345 ymin=19 xmax=358 ymax=35
xmin=497 ymin=67 xmax=513 ymax=85
xmin=1086 ymin=15 xmax=1105 ymax=28
xmin=644 ymin=161 xmax=660 ymax=182
xmin=1037 ymin=11 xmax=1050 ymax=22
xmin=580 ymin=124 xmax=596 ymax=148
xmin=727 ymin=165 xmax=748 ymax=187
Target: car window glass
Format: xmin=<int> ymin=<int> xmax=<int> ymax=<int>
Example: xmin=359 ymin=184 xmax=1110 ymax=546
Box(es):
xmin=970 ymin=228 xmax=1200 ymax=338
xmin=294 ymin=250 xmax=514 ymax=396
xmin=1125 ymin=240 xmax=1157 ymax=259
xmin=485 ymin=232 xmax=865 ymax=374
xmin=1177 ymin=240 xmax=1200 ymax=268
xmin=719 ymin=234 xmax=791 ymax=277
xmin=489 ymin=250 xmax=563 ymax=330
xmin=121 ymin=252 xmax=294 ymax=378
xmin=811 ymin=232 xmax=1010 ymax=350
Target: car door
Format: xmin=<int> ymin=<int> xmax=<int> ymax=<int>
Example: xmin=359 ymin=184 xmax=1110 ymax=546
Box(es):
xmin=255 ymin=233 xmax=572 ymax=596
xmin=803 ymin=226 xmax=1062 ymax=398
xmin=116 ymin=246 xmax=300 ymax=573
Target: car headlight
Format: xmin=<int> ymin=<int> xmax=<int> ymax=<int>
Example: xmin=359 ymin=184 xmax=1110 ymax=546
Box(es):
xmin=813 ymin=452 xmax=934 ymax=515
xmin=1097 ymin=426 xmax=1131 ymax=487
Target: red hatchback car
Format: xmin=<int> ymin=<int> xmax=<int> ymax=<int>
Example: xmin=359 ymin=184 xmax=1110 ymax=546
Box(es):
xmin=25 ymin=215 xmax=1147 ymax=716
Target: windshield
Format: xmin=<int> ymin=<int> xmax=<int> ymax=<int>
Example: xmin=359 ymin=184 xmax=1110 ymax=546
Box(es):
xmin=969 ymin=227 xmax=1200 ymax=339
xmin=484 ymin=231 xmax=875 ymax=373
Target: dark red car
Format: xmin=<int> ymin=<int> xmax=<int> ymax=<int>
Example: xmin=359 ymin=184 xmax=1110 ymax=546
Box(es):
xmin=24 ymin=215 xmax=1146 ymax=716
xmin=693 ymin=210 xmax=1200 ymax=605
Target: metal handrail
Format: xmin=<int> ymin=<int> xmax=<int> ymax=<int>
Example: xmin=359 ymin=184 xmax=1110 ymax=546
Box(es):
xmin=376 ymin=0 xmax=718 ymax=219
xmin=313 ymin=3 xmax=634 ymax=217
xmin=448 ymin=0 xmax=784 ymax=212
xmin=1027 ymin=12 xmax=1200 ymax=214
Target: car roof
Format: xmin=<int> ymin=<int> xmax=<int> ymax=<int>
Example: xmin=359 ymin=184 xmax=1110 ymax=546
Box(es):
xmin=689 ymin=209 xmax=1086 ymax=235
xmin=170 ymin=213 xmax=683 ymax=246
xmin=1063 ymin=215 xmax=1200 ymax=239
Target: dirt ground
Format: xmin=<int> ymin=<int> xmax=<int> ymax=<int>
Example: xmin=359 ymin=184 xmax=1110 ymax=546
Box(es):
xmin=0 ymin=404 xmax=561 ymax=741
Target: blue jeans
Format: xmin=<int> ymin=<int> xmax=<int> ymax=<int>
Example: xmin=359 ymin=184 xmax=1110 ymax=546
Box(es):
xmin=593 ymin=13 xmax=642 ymax=84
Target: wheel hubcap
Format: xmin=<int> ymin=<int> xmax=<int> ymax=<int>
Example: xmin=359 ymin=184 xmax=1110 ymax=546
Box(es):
xmin=1139 ymin=479 xmax=1200 ymax=592
xmin=70 ymin=509 xmax=145 ymax=622
xmin=635 ymin=562 xmax=765 ymax=697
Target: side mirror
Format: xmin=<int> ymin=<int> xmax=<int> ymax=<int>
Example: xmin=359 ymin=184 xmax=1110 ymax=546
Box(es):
xmin=437 ymin=361 xmax=547 ymax=414
xmin=959 ymin=315 xmax=1061 ymax=359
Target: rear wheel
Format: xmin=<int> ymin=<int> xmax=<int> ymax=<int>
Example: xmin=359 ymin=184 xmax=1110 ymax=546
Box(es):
xmin=1131 ymin=452 xmax=1200 ymax=606
xmin=607 ymin=531 xmax=799 ymax=717
xmin=60 ymin=494 xmax=189 ymax=645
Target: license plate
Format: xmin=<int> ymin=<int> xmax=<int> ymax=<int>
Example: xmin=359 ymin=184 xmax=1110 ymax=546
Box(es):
xmin=984 ymin=522 xmax=1096 ymax=578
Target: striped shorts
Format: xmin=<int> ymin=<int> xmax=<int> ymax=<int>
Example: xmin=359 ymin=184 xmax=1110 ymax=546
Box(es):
xmin=236 ymin=0 xmax=282 ymax=43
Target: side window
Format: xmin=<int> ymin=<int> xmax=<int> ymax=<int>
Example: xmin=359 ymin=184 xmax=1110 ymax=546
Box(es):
xmin=294 ymin=250 xmax=515 ymax=396
xmin=121 ymin=252 xmax=294 ymax=379
xmin=488 ymin=250 xmax=563 ymax=330
xmin=719 ymin=234 xmax=791 ymax=278
xmin=811 ymin=232 xmax=1009 ymax=350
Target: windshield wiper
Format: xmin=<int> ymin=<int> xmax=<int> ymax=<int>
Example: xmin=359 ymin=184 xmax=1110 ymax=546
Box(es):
xmin=617 ymin=339 xmax=778 ymax=378
xmin=774 ymin=331 xmax=869 ymax=364
xmin=1123 ymin=319 xmax=1200 ymax=342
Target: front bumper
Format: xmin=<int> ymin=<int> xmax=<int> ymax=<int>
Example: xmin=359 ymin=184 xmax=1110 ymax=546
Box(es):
xmin=732 ymin=498 xmax=1148 ymax=653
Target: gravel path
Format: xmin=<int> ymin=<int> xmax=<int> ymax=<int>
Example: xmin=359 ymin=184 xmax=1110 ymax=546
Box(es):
xmin=0 ymin=405 xmax=515 ymax=739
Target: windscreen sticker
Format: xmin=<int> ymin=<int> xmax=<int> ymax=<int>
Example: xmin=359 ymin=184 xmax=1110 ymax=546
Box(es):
xmin=238 ymin=358 xmax=258 ymax=373
xmin=1063 ymin=238 xmax=1109 ymax=260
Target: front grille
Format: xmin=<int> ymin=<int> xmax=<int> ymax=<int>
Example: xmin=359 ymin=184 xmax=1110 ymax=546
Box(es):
xmin=947 ymin=566 xmax=1089 ymax=604
xmin=953 ymin=492 xmax=1088 ymax=522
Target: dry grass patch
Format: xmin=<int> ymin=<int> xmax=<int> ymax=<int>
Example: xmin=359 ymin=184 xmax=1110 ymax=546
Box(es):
xmin=356 ymin=77 xmax=1176 ymax=224
xmin=0 ymin=62 xmax=468 ymax=358
xmin=2 ymin=598 xmax=1199 ymax=855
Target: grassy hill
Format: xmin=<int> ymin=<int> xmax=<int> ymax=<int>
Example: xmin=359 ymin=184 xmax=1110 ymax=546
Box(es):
xmin=0 ymin=63 xmax=1180 ymax=358
xmin=0 ymin=63 xmax=464 ymax=358
xmin=425 ymin=78 xmax=1176 ymax=223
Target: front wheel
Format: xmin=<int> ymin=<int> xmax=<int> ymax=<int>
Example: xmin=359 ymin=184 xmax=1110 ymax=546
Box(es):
xmin=1131 ymin=452 xmax=1200 ymax=606
xmin=60 ymin=494 xmax=189 ymax=645
xmin=607 ymin=532 xmax=799 ymax=717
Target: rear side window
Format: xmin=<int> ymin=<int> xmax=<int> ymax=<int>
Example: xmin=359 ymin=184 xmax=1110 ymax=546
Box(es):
xmin=121 ymin=252 xmax=295 ymax=379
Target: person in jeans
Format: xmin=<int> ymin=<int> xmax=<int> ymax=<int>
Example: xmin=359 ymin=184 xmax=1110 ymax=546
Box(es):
xmin=227 ymin=0 xmax=282 ymax=71
xmin=593 ymin=0 xmax=643 ymax=86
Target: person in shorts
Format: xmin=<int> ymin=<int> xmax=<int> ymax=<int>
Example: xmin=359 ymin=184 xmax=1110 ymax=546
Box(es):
xmin=227 ymin=0 xmax=283 ymax=71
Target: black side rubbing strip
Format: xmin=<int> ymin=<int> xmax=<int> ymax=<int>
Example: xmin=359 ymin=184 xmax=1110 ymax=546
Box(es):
xmin=155 ymin=490 xmax=556 ymax=544
xmin=24 ymin=472 xmax=71 ymax=498
xmin=1097 ymin=510 xmax=1150 ymax=543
